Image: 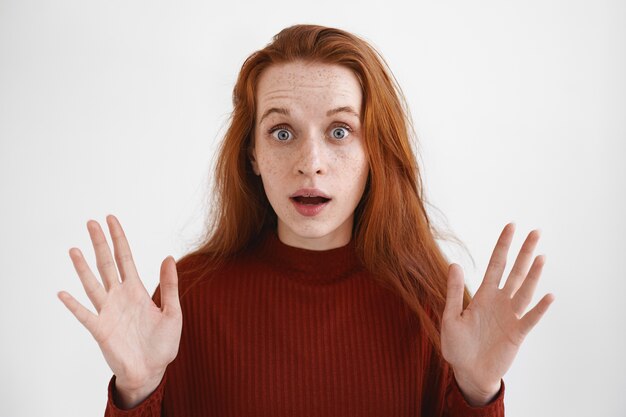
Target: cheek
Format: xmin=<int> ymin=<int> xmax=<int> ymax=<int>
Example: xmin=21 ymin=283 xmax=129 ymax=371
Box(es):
xmin=337 ymin=149 xmax=369 ymax=182
xmin=258 ymin=151 xmax=286 ymax=177
xmin=256 ymin=148 xmax=291 ymax=198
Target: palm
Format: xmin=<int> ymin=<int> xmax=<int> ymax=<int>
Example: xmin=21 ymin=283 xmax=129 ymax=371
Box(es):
xmin=94 ymin=279 xmax=181 ymax=384
xmin=58 ymin=215 xmax=182 ymax=388
xmin=441 ymin=223 xmax=554 ymax=393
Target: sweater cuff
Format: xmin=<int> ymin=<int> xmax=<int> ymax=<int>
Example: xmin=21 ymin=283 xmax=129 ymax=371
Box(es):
xmin=446 ymin=375 xmax=505 ymax=417
xmin=104 ymin=373 xmax=166 ymax=416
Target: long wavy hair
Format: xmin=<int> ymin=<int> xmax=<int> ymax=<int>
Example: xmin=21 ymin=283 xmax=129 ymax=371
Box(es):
xmin=173 ymin=24 xmax=472 ymax=354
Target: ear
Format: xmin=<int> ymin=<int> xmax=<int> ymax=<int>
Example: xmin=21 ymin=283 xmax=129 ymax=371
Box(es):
xmin=248 ymin=144 xmax=260 ymax=176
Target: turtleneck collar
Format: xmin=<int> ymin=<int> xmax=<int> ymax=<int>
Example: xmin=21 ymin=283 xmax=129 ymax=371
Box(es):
xmin=255 ymin=228 xmax=363 ymax=282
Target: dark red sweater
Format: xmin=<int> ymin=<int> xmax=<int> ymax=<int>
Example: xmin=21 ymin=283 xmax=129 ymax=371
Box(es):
xmin=105 ymin=229 xmax=505 ymax=416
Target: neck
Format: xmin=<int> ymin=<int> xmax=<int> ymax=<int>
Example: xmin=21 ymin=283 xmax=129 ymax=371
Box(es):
xmin=276 ymin=218 xmax=354 ymax=250
xmin=255 ymin=228 xmax=363 ymax=283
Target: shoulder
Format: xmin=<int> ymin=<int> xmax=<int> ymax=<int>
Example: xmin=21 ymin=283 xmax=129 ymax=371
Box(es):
xmin=173 ymin=247 xmax=263 ymax=297
xmin=174 ymin=253 xmax=220 ymax=296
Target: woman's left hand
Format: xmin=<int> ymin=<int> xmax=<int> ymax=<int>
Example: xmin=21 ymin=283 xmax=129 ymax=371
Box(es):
xmin=441 ymin=223 xmax=555 ymax=406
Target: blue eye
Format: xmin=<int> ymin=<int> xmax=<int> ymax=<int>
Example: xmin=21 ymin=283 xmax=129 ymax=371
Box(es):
xmin=269 ymin=125 xmax=292 ymax=141
xmin=267 ymin=123 xmax=352 ymax=142
xmin=331 ymin=126 xmax=350 ymax=140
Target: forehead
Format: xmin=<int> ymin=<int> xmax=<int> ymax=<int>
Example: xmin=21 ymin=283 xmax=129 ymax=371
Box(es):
xmin=255 ymin=61 xmax=362 ymax=116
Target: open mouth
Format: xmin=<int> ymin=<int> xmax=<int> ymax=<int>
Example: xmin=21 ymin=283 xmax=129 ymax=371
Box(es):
xmin=290 ymin=196 xmax=331 ymax=205
xmin=289 ymin=196 xmax=332 ymax=217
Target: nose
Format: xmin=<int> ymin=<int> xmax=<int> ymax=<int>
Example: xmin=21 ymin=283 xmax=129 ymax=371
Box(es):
xmin=296 ymin=135 xmax=326 ymax=176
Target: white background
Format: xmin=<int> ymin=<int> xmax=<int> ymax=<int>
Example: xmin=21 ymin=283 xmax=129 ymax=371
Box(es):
xmin=1 ymin=0 xmax=624 ymax=416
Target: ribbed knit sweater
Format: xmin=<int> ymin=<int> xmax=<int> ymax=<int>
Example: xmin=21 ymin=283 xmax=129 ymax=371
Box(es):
xmin=104 ymin=228 xmax=505 ymax=416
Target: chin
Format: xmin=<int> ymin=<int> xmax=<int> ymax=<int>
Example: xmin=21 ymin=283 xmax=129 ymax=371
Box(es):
xmin=278 ymin=216 xmax=353 ymax=248
xmin=287 ymin=224 xmax=335 ymax=240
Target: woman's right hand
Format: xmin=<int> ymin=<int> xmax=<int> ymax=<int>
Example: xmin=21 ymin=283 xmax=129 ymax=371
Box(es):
xmin=58 ymin=214 xmax=182 ymax=407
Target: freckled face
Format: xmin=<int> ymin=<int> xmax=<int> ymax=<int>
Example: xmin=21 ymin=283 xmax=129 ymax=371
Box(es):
xmin=249 ymin=61 xmax=369 ymax=251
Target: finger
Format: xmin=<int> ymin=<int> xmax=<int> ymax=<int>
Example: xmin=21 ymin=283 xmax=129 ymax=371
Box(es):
xmin=443 ymin=263 xmax=465 ymax=321
xmin=479 ymin=222 xmax=515 ymax=291
xmin=87 ymin=219 xmax=120 ymax=291
xmin=57 ymin=290 xmax=99 ymax=337
xmin=106 ymin=214 xmax=140 ymax=284
xmin=68 ymin=247 xmax=107 ymax=312
xmin=511 ymin=255 xmax=546 ymax=315
xmin=518 ymin=293 xmax=555 ymax=337
xmin=160 ymin=256 xmax=181 ymax=316
xmin=502 ymin=229 xmax=541 ymax=296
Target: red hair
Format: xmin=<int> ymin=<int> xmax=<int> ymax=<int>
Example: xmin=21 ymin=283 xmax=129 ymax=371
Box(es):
xmin=175 ymin=24 xmax=472 ymax=354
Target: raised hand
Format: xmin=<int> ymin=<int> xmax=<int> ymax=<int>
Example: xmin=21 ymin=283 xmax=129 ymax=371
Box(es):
xmin=57 ymin=215 xmax=182 ymax=407
xmin=440 ymin=223 xmax=555 ymax=406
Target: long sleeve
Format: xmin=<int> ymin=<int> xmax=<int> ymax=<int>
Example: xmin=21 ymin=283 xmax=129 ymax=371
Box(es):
xmin=420 ymin=333 xmax=505 ymax=417
xmin=101 ymin=231 xmax=508 ymax=416
xmin=104 ymin=373 xmax=167 ymax=417
xmin=444 ymin=371 xmax=505 ymax=417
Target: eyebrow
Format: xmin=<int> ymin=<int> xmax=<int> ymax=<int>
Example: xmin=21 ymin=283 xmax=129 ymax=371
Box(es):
xmin=259 ymin=106 xmax=360 ymax=124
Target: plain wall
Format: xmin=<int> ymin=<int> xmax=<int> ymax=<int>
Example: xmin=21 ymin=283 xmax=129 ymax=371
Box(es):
xmin=1 ymin=0 xmax=624 ymax=415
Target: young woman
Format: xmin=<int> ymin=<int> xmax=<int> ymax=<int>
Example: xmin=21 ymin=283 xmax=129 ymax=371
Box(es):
xmin=58 ymin=24 xmax=554 ymax=416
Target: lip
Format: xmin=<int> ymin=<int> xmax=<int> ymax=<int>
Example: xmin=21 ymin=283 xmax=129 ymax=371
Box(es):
xmin=289 ymin=188 xmax=331 ymax=199
xmin=290 ymin=197 xmax=331 ymax=217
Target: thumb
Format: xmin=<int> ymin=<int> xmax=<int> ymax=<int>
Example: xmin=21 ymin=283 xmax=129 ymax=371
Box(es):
xmin=444 ymin=263 xmax=465 ymax=321
xmin=159 ymin=256 xmax=181 ymax=316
